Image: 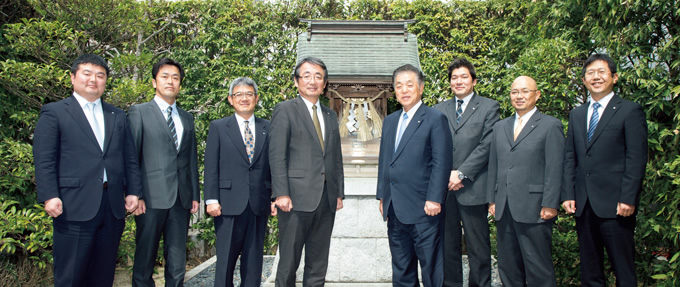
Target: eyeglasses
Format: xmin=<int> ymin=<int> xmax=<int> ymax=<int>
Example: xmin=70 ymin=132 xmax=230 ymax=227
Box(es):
xmin=510 ymin=89 xmax=537 ymax=96
xmin=231 ymin=92 xmax=256 ymax=99
xmin=585 ymin=69 xmax=612 ymax=78
xmin=301 ymin=73 xmax=324 ymax=82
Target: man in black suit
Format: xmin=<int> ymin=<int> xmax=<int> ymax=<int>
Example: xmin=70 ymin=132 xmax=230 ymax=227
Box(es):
xmin=434 ymin=58 xmax=499 ymax=287
xmin=33 ymin=54 xmax=142 ymax=286
xmin=269 ymin=57 xmax=345 ymax=286
xmin=377 ymin=64 xmax=453 ymax=287
xmin=128 ymin=58 xmax=200 ymax=287
xmin=562 ymin=53 xmax=648 ymax=286
xmin=488 ymin=76 xmax=562 ymax=287
xmin=204 ymin=77 xmax=275 ymax=287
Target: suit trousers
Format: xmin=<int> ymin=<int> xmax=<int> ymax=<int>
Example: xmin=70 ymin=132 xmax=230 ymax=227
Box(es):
xmin=576 ymin=200 xmax=636 ymax=287
xmin=276 ymin=185 xmax=335 ymax=287
xmin=496 ymin=207 xmax=556 ymax=287
xmin=443 ymin=196 xmax=491 ymax=287
xmin=387 ymin=206 xmax=444 ymax=287
xmin=132 ymin=197 xmax=190 ymax=287
xmin=214 ymin=203 xmax=267 ymax=287
xmin=52 ymin=186 xmax=124 ymax=287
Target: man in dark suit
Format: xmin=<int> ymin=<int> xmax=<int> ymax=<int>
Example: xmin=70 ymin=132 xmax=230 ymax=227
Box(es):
xmin=128 ymin=58 xmax=200 ymax=287
xmin=562 ymin=54 xmax=648 ymax=286
xmin=33 ymin=54 xmax=142 ymax=287
xmin=204 ymin=77 xmax=275 ymax=287
xmin=434 ymin=58 xmax=499 ymax=287
xmin=269 ymin=57 xmax=344 ymax=286
xmin=487 ymin=76 xmax=563 ymax=287
xmin=377 ymin=64 xmax=453 ymax=287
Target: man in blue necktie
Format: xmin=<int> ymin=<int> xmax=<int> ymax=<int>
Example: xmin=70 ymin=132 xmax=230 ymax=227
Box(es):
xmin=377 ymin=64 xmax=452 ymax=287
xmin=562 ymin=53 xmax=648 ymax=286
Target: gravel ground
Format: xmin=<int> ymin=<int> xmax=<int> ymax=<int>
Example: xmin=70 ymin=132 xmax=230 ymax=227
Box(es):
xmin=185 ymin=256 xmax=275 ymax=287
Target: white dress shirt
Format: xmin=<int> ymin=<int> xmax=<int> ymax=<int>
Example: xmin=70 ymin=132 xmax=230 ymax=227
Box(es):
xmin=73 ymin=92 xmax=107 ymax=182
xmin=395 ymin=100 xmax=423 ymax=145
xmin=300 ymin=96 xmax=325 ymax=141
xmin=587 ymin=91 xmax=614 ymax=131
xmin=514 ymin=106 xmax=538 ymax=136
xmin=154 ymin=96 xmax=184 ymax=149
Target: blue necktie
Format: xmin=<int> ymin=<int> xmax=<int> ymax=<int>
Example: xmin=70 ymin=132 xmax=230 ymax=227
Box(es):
xmin=588 ymin=102 xmax=601 ymax=142
xmin=456 ymin=99 xmax=464 ymax=124
xmin=395 ymin=113 xmax=409 ymax=152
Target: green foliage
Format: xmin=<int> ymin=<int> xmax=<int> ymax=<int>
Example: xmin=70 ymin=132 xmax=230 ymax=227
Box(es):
xmin=0 ymin=0 xmax=678 ymax=285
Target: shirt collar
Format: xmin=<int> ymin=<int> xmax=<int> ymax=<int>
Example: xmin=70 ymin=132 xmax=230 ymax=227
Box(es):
xmin=516 ymin=106 xmax=538 ymax=121
xmin=234 ymin=113 xmax=254 ymax=125
xmin=455 ymin=92 xmax=474 ymax=104
xmin=299 ymin=95 xmax=321 ymax=112
xmin=402 ymin=100 xmax=423 ymax=119
xmin=154 ymin=96 xmax=176 ymax=113
xmin=72 ymin=92 xmax=101 ymax=108
xmin=591 ymin=91 xmax=614 ymax=109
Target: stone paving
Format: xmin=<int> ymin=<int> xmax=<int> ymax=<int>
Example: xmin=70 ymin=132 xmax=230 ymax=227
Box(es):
xmin=184 ymin=255 xmax=501 ymax=286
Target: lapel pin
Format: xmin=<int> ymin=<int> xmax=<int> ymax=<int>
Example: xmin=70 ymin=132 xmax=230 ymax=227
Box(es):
xmin=613 ymin=107 xmax=616 ymax=110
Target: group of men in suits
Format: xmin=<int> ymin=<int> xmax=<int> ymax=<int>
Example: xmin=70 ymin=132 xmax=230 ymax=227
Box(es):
xmin=34 ymin=54 xmax=344 ymax=287
xmin=34 ymin=52 xmax=646 ymax=287
xmin=377 ymin=54 xmax=647 ymax=287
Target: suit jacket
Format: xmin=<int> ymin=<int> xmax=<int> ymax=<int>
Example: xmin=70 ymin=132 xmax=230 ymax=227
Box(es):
xmin=377 ymin=104 xmax=453 ymax=224
xmin=434 ymin=93 xmax=500 ymax=205
xmin=269 ymin=96 xmax=344 ymax=212
xmin=487 ymin=112 xmax=564 ymax=224
xmin=127 ymin=100 xmax=199 ymax=209
xmin=204 ymin=115 xmax=272 ymax=216
xmin=34 ymin=96 xmax=143 ymax=221
xmin=562 ymin=94 xmax=648 ymax=218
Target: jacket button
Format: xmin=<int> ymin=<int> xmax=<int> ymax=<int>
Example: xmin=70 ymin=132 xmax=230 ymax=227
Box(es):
xmin=249 ymin=167 xmax=253 ymax=171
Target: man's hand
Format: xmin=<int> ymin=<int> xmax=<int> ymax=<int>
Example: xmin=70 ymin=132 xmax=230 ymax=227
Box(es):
xmin=275 ymin=196 xmax=293 ymax=212
xmin=488 ymin=203 xmax=496 ymax=217
xmin=540 ymin=207 xmax=558 ymax=220
xmin=617 ymin=202 xmax=636 ymax=217
xmin=336 ymin=197 xmax=343 ymax=211
xmin=191 ymin=201 xmax=199 ymax=214
xmin=424 ymin=201 xmax=441 ymax=216
xmin=134 ymin=199 xmax=146 ymax=216
xmin=270 ymin=202 xmax=278 ymax=216
xmin=379 ymin=199 xmax=384 ymax=217
xmin=448 ymin=170 xmax=464 ymax=191
xmin=44 ymin=197 xmax=63 ymax=218
xmin=562 ymin=200 xmax=576 ymax=214
xmin=125 ymin=195 xmax=139 ymax=213
xmin=207 ymin=203 xmax=221 ymax=217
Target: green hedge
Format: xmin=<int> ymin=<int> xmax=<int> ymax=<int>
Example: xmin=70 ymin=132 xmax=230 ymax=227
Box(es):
xmin=1 ymin=0 xmax=678 ymax=285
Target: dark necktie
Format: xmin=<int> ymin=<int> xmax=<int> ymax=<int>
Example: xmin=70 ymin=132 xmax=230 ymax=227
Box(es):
xmin=167 ymin=106 xmax=178 ymax=151
xmin=244 ymin=120 xmax=254 ymax=163
xmin=588 ymin=102 xmax=601 ymax=142
xmin=456 ymin=99 xmax=464 ymax=124
xmin=312 ymin=105 xmax=324 ymax=152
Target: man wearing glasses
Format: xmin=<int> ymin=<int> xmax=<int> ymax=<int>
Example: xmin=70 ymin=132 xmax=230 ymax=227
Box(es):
xmin=269 ymin=57 xmax=345 ymax=286
xmin=487 ymin=76 xmax=563 ymax=287
xmin=562 ymin=54 xmax=647 ymax=286
xmin=204 ymin=77 xmax=275 ymax=286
